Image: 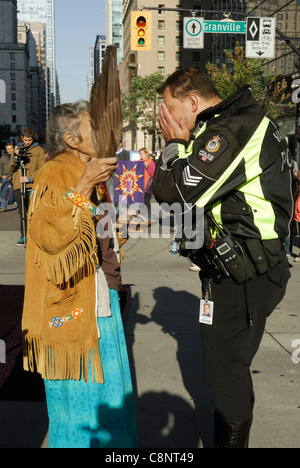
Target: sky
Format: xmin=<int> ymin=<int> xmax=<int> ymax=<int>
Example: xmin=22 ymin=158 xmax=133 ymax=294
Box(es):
xmin=54 ymin=0 xmax=106 ymax=103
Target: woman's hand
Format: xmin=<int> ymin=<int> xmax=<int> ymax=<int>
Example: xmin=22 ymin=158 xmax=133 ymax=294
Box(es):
xmin=75 ymin=157 xmax=118 ymax=199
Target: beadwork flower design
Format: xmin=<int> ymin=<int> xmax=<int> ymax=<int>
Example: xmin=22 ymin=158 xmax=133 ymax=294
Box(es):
xmin=51 ymin=316 xmax=63 ymax=328
xmin=49 ymin=308 xmax=84 ymax=328
xmin=70 ymin=307 xmax=82 ymax=320
xmin=73 ymin=194 xmax=87 ymax=207
xmin=66 ymin=190 xmax=96 ymax=214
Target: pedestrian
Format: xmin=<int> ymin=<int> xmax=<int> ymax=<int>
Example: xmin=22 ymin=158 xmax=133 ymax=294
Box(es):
xmin=115 ymin=140 xmax=130 ymax=161
xmin=22 ymin=100 xmax=138 ymax=448
xmin=152 ymin=68 xmax=292 ymax=448
xmin=139 ymin=147 xmax=156 ymax=215
xmin=292 ymin=170 xmax=300 ymax=262
xmin=0 ymin=143 xmax=13 ymax=212
xmin=8 ymin=128 xmax=45 ymax=245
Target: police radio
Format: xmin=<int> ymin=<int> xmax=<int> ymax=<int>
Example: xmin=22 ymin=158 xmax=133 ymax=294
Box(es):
xmin=210 ymin=218 xmax=256 ymax=284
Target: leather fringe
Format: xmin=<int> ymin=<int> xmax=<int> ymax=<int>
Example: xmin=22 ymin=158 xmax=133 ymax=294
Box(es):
xmin=23 ymin=335 xmax=104 ymax=384
xmin=29 ymin=181 xmax=99 ymax=286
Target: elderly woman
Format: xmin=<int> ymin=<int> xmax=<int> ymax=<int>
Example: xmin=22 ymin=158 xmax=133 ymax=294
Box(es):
xmin=22 ymin=101 xmax=138 ymax=448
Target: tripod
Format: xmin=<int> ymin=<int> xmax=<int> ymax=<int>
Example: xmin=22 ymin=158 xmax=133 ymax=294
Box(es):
xmin=19 ymin=159 xmax=27 ymax=248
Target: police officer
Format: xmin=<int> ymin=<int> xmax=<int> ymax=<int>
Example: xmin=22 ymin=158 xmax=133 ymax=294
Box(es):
xmin=152 ymin=68 xmax=292 ymax=448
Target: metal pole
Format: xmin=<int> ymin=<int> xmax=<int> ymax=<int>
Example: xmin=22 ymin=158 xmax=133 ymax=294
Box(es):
xmin=19 ymin=161 xmax=27 ymax=248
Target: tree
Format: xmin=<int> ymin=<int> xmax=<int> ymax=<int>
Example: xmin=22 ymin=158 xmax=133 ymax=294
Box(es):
xmin=122 ymin=72 xmax=165 ymax=136
xmin=206 ymin=43 xmax=291 ymax=119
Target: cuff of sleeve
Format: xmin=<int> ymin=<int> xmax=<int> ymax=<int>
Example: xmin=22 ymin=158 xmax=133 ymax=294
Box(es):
xmin=166 ymin=138 xmax=189 ymax=148
xmin=66 ymin=187 xmax=98 ymax=218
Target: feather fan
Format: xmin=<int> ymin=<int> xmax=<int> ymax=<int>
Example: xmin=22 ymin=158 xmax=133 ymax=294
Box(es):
xmin=90 ymin=45 xmax=123 ymax=159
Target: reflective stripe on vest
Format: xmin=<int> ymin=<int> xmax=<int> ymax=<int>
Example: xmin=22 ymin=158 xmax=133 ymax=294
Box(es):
xmin=175 ymin=116 xmax=277 ymax=239
xmin=207 ymin=117 xmax=277 ymax=239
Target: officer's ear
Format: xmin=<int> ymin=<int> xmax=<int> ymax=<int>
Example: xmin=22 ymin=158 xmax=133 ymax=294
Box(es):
xmin=190 ymin=94 xmax=201 ymax=114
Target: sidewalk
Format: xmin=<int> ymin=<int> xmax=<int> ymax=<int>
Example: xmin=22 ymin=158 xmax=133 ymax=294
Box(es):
xmin=0 ymin=225 xmax=299 ymax=448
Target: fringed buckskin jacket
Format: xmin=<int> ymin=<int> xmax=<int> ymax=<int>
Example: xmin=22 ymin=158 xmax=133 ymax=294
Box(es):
xmin=22 ymin=152 xmax=105 ymax=384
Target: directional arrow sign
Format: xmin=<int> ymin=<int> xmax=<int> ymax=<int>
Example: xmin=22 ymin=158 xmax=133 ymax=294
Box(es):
xmin=183 ymin=17 xmax=204 ymax=49
xmin=246 ymin=17 xmax=276 ymax=59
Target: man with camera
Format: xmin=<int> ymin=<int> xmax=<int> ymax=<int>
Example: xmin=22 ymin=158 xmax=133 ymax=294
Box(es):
xmin=153 ymin=69 xmax=292 ymax=448
xmin=0 ymin=143 xmax=14 ymax=212
xmin=9 ymin=127 xmax=45 ymax=245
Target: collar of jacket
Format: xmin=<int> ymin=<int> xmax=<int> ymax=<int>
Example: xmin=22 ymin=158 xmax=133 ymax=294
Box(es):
xmin=196 ymin=85 xmax=253 ymax=124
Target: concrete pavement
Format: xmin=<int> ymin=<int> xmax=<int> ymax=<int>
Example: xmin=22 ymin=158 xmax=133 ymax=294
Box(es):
xmin=0 ymin=207 xmax=300 ymax=448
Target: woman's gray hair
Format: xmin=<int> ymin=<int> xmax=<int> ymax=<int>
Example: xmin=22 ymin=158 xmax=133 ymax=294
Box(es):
xmin=46 ymin=100 xmax=91 ymax=158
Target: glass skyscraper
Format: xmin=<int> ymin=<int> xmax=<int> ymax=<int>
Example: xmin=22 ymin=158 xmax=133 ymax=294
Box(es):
xmin=17 ymin=0 xmax=57 ymax=116
xmin=106 ymin=0 xmax=123 ymax=66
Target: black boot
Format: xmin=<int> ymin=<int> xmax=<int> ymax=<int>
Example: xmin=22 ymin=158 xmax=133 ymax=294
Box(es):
xmin=214 ymin=411 xmax=253 ymax=448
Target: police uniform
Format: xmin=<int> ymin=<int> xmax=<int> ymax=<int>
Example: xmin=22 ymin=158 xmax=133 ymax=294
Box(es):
xmin=153 ymin=86 xmax=293 ymax=447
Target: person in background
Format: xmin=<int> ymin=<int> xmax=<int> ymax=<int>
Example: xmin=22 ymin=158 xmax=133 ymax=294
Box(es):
xmin=0 ymin=143 xmax=13 ymax=212
xmin=9 ymin=128 xmax=45 ymax=246
xmin=139 ymin=147 xmax=156 ymax=215
xmin=115 ymin=140 xmax=130 ymax=161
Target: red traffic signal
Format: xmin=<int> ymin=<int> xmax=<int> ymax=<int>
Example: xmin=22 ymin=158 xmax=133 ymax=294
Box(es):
xmin=131 ymin=12 xmax=152 ymax=51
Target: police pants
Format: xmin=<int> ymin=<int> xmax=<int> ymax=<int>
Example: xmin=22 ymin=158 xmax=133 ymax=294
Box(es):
xmin=200 ymin=252 xmax=290 ymax=423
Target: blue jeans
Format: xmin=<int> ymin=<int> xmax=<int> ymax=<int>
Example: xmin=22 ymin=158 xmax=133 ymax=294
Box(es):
xmin=0 ymin=197 xmax=8 ymax=210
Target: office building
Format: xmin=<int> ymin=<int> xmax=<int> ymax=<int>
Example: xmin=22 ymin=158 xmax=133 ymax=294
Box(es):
xmin=17 ymin=0 xmax=59 ymax=117
xmin=0 ymin=0 xmax=30 ymax=132
xmin=122 ymin=0 xmax=212 ymax=150
xmin=106 ymin=0 xmax=123 ymax=66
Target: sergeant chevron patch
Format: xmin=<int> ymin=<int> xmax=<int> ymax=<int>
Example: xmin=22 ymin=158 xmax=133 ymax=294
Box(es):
xmin=182 ymin=166 xmax=203 ymax=186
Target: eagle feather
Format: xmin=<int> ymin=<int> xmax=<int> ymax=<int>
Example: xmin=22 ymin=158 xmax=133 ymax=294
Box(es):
xmin=90 ymin=45 xmax=123 ymax=159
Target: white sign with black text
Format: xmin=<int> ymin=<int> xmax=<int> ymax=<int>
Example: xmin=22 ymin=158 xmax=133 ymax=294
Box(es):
xmin=183 ymin=17 xmax=204 ymax=49
xmin=246 ymin=17 xmax=276 ymax=59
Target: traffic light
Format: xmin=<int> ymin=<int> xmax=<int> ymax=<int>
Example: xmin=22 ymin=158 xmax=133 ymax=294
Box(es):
xmin=131 ymin=11 xmax=152 ymax=51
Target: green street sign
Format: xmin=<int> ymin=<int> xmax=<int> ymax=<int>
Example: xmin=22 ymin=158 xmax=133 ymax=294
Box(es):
xmin=204 ymin=20 xmax=246 ymax=34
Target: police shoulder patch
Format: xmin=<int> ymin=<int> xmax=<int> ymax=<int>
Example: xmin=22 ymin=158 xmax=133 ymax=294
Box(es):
xmin=197 ymin=133 xmax=229 ymax=164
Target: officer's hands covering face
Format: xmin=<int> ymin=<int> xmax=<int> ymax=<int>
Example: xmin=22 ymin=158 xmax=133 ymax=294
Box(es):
xmin=158 ymin=103 xmax=190 ymax=143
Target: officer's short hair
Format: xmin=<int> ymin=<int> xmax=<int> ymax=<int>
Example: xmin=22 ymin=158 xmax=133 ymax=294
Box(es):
xmin=157 ymin=68 xmax=220 ymax=101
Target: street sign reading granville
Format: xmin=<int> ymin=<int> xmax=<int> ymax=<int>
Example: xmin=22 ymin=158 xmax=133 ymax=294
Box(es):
xmin=204 ymin=20 xmax=246 ymax=34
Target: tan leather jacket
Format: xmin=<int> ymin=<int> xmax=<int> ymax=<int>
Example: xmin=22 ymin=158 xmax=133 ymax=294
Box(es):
xmin=8 ymin=143 xmax=45 ymax=190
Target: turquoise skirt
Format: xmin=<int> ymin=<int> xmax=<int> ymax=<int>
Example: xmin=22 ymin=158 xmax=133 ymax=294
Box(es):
xmin=44 ymin=289 xmax=138 ymax=448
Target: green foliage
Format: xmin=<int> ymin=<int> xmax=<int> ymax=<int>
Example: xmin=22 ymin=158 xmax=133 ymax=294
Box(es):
xmin=122 ymin=72 xmax=165 ymax=135
xmin=206 ymin=43 xmax=291 ymax=119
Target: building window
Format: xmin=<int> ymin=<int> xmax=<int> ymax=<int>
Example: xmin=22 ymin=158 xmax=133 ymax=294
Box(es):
xmin=11 ymin=73 xmax=16 ymax=81
xmin=158 ymin=67 xmax=165 ymax=76
xmin=158 ymin=20 xmax=165 ymax=30
xmin=158 ymin=4 xmax=165 ymax=14
xmin=12 ymin=115 xmax=17 ymax=123
xmin=11 ymin=63 xmax=15 ymax=70
xmin=0 ymin=79 xmax=6 ymax=104
xmin=11 ymin=93 xmax=16 ymax=101
xmin=158 ymin=36 xmax=165 ymax=46
xmin=158 ymin=51 xmax=165 ymax=61
xmin=10 ymin=53 xmax=15 ymax=60
xmin=176 ymin=21 xmax=182 ymax=31
xmin=11 ymin=83 xmax=16 ymax=91
xmin=12 ymin=103 xmax=17 ymax=111
xmin=176 ymin=51 xmax=182 ymax=62
xmin=176 ymin=36 xmax=182 ymax=46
